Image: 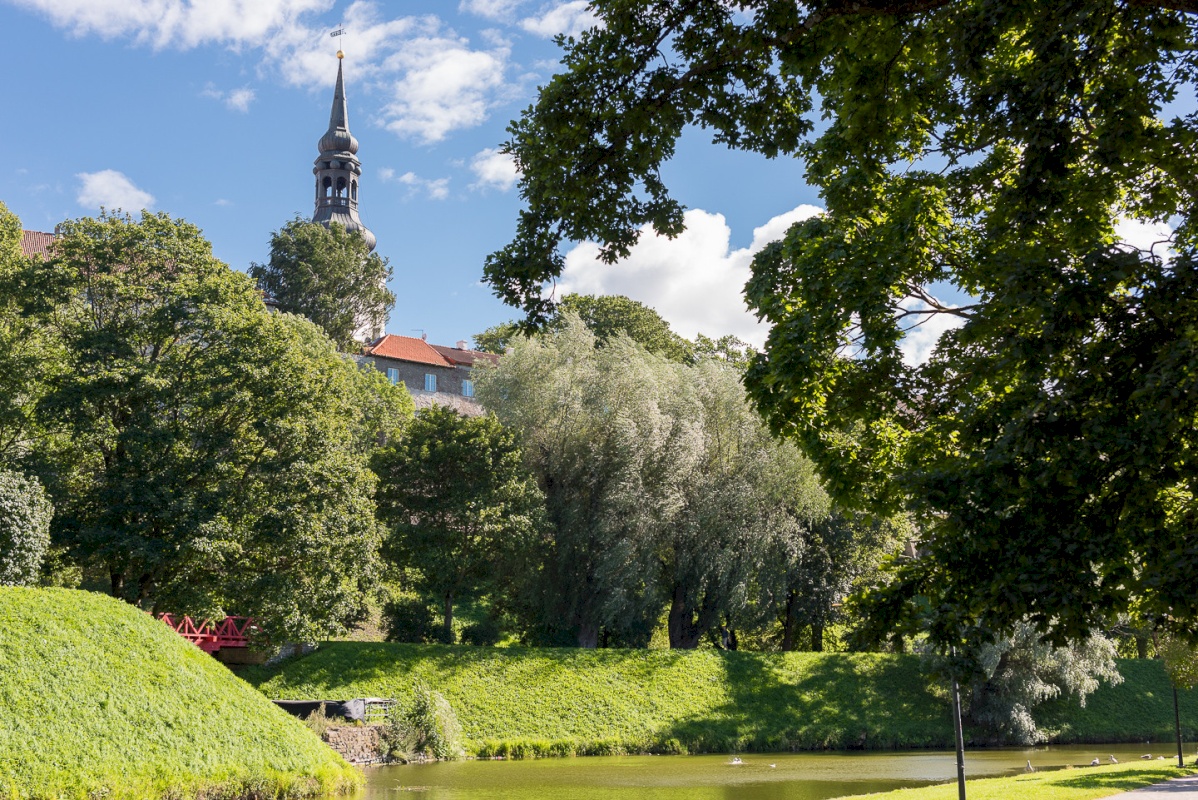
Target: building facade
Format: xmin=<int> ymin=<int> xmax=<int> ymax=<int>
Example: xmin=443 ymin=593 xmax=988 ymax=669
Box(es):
xmin=362 ymin=334 xmax=499 ymax=416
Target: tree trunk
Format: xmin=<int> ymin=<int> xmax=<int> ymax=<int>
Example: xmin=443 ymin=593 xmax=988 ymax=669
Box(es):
xmin=1136 ymin=634 xmax=1149 ymax=659
xmin=668 ymin=584 xmax=718 ymax=649
xmin=577 ymin=621 xmax=599 ymax=648
xmin=109 ymin=569 xmax=124 ymax=600
xmin=781 ymin=590 xmax=800 ymax=652
xmin=811 ymin=622 xmax=824 ymax=653
xmin=443 ymin=591 xmax=455 ymax=644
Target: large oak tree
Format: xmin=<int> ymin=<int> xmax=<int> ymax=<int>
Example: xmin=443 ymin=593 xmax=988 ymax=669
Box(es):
xmin=484 ymin=0 xmax=1198 ymax=645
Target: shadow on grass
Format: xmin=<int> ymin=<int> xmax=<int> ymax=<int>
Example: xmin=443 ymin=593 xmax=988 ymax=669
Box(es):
xmin=1049 ymin=767 xmax=1190 ymax=792
xmin=657 ymin=651 xmax=955 ymax=753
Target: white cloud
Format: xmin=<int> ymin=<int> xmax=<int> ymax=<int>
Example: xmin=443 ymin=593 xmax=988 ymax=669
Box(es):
xmin=459 ymin=0 xmax=524 ymax=20
xmin=470 ymin=148 xmax=519 ymax=191
xmin=379 ymin=34 xmax=511 ymax=143
xmin=381 ymin=168 xmax=450 ymax=200
xmin=520 ymin=1 xmax=598 ymax=38
xmin=1115 ymin=217 xmax=1174 ymax=261
xmin=201 ymin=83 xmax=255 ymax=112
xmin=225 ymin=87 xmax=256 ymax=112
xmin=895 ymin=298 xmax=966 ymax=367
xmin=7 ymin=0 xmax=332 ymax=49
xmin=559 ymin=205 xmax=822 ymax=348
xmin=17 ymin=1 xmax=518 ymax=144
xmin=76 ymin=170 xmax=155 ymax=211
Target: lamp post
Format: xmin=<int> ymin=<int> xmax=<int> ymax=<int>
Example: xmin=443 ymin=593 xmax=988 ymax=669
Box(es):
xmin=950 ymin=645 xmax=967 ymax=800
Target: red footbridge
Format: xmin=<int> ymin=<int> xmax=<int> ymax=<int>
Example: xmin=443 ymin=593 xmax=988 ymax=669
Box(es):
xmin=158 ymin=613 xmax=257 ymax=654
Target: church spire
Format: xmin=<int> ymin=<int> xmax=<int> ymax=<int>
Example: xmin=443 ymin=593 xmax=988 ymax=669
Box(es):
xmin=312 ymin=50 xmax=375 ymax=252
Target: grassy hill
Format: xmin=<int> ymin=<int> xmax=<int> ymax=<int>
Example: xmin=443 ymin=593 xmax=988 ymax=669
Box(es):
xmin=245 ymin=642 xmax=954 ymax=755
xmin=243 ymin=642 xmax=1198 ymax=757
xmin=0 ymin=588 xmax=360 ymax=799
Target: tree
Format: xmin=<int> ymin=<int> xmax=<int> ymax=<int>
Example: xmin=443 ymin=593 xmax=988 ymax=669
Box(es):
xmin=475 ymin=293 xmax=693 ymax=361
xmin=483 ymin=1 xmax=1198 ymax=645
xmin=0 ymin=202 xmax=59 ymax=468
xmin=372 ymin=405 xmax=546 ymax=643
xmin=659 ymin=358 xmax=827 ymax=648
xmin=0 ymin=470 xmax=53 ymax=586
xmin=763 ymin=511 xmax=907 ymax=652
xmin=477 ymin=315 xmax=833 ymax=648
xmin=250 ymin=216 xmax=394 ymax=351
xmin=942 ymin=623 xmax=1123 ymax=745
xmin=20 ymin=211 xmax=405 ymax=639
xmin=692 ymin=333 xmax=754 ymax=372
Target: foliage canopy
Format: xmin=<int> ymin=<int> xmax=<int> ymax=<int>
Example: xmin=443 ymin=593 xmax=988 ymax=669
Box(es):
xmin=373 ymin=405 xmax=546 ymax=643
xmin=0 ymin=470 xmax=52 ymax=586
xmin=12 ymin=210 xmax=411 ymax=639
xmin=486 ymin=0 xmax=1198 ymax=645
xmin=251 ymin=216 xmax=394 ymax=351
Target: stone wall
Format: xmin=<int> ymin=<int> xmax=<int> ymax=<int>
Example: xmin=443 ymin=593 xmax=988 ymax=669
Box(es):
xmin=323 ymin=725 xmax=385 ymax=765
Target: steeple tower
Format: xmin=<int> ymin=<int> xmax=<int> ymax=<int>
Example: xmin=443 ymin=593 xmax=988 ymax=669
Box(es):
xmin=313 ymin=51 xmax=376 ymax=252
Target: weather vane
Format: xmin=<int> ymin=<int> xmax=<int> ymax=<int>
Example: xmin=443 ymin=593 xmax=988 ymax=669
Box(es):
xmin=330 ymin=26 xmax=346 ymax=58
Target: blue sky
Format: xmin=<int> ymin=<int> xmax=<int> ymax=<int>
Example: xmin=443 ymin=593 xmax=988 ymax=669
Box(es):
xmin=0 ymin=0 xmax=826 ymax=350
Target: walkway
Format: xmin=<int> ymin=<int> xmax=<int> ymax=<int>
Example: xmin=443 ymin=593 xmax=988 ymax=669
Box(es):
xmin=1106 ymin=775 xmax=1198 ymax=797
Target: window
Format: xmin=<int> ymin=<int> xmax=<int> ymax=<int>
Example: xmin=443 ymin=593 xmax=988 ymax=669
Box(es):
xmin=462 ymin=379 xmax=474 ymax=398
xmin=386 ymin=367 xmax=399 ymax=385
xmin=424 ymin=373 xmax=437 ymax=392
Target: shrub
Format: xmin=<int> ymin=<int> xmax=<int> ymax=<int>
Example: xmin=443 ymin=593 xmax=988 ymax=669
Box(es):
xmin=382 ymin=596 xmax=437 ymax=644
xmin=0 ymin=470 xmax=52 ymax=586
xmin=461 ymin=618 xmax=501 ymax=646
xmin=383 ymin=685 xmax=465 ymax=760
xmin=407 ymin=685 xmax=464 ymax=759
xmin=304 ymin=703 xmax=333 ymax=739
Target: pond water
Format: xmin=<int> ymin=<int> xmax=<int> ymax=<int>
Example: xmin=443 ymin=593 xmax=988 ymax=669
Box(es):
xmin=354 ymin=742 xmax=1187 ymax=799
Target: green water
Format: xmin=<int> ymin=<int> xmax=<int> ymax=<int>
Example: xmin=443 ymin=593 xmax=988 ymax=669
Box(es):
xmin=355 ymin=743 xmax=1184 ymax=799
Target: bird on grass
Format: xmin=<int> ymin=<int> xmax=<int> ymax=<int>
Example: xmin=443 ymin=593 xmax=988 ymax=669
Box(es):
xmin=1090 ymin=758 xmax=1101 ymax=766
xmin=1110 ymin=755 xmax=1119 ymax=764
xmin=1025 ymin=760 xmax=1036 ymax=773
xmin=1141 ymin=754 xmax=1152 ymax=760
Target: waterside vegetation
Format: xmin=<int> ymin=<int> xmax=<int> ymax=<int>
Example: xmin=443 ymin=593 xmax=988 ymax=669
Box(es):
xmin=0 ymin=588 xmax=360 ymax=799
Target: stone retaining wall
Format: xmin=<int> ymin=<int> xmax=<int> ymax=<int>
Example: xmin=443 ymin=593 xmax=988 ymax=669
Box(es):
xmin=323 ymin=725 xmax=385 ymax=764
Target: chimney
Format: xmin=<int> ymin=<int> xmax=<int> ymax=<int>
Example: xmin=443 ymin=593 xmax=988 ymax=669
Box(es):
xmin=456 ymin=340 xmax=468 ymax=350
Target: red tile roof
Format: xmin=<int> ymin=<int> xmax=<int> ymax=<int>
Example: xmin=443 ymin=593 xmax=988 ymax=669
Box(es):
xmin=20 ymin=231 xmax=54 ymax=260
xmin=429 ymin=343 xmax=501 ymax=367
xmin=365 ymin=334 xmax=453 ymax=367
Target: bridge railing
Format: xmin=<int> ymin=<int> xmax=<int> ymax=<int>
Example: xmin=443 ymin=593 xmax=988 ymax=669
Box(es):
xmin=158 ymin=613 xmax=258 ymax=654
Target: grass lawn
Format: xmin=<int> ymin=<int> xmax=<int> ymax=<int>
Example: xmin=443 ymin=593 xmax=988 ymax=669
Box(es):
xmin=244 ymin=641 xmax=957 ymax=755
xmin=243 ymin=641 xmax=1198 ymax=758
xmin=0 ymin=587 xmax=360 ymax=799
xmin=839 ymin=761 xmax=1198 ymax=800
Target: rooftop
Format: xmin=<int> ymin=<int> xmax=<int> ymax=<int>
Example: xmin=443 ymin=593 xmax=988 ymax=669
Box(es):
xmin=364 ymin=334 xmax=454 ymax=367
xmin=20 ymin=230 xmax=54 ymax=260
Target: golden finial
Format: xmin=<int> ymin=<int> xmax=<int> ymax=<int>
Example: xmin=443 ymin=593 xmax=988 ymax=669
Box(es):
xmin=337 ymin=49 xmax=344 ymax=59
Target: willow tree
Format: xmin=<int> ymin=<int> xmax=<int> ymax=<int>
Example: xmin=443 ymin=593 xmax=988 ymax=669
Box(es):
xmin=484 ymin=0 xmax=1198 ymax=645
xmin=477 ymin=315 xmax=832 ymax=648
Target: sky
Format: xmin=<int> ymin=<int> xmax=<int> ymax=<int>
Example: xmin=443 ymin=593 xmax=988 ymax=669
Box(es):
xmin=0 ymin=0 xmax=1176 ymax=360
xmin=0 ymin=0 xmax=826 ymax=352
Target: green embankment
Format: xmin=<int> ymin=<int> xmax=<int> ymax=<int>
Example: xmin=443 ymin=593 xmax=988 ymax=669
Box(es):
xmin=244 ymin=642 xmax=1198 ymax=757
xmin=0 ymin=588 xmax=360 ymax=799
xmin=841 ymin=761 xmax=1198 ymax=800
